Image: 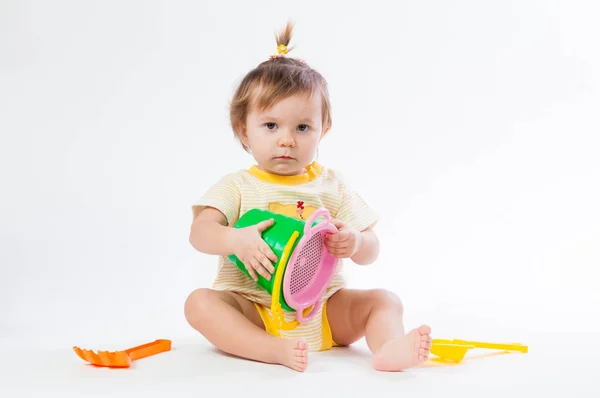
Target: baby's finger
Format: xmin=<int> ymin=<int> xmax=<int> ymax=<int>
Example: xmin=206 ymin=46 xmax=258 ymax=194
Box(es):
xmin=260 ymin=243 xmax=278 ymax=264
xmin=326 ymin=240 xmax=348 ymax=249
xmin=331 ymin=218 xmax=345 ymax=228
xmin=251 ymin=258 xmax=272 ymax=280
xmin=244 ymin=261 xmax=258 ymax=281
xmin=326 ymin=231 xmax=347 ymax=242
xmin=329 ymin=249 xmax=346 ymax=258
xmin=258 ymin=252 xmax=275 ymax=275
xmin=255 ymin=218 xmax=275 ymax=232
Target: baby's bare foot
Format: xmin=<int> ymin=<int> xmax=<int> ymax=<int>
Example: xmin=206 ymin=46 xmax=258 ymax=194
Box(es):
xmin=276 ymin=338 xmax=308 ymax=372
xmin=372 ymin=325 xmax=432 ymax=371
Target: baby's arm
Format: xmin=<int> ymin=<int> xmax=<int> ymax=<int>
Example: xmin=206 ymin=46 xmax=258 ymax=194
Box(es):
xmin=351 ymin=226 xmax=380 ymax=266
xmin=189 ymin=206 xmax=278 ymax=281
xmin=189 ymin=207 xmax=237 ymax=256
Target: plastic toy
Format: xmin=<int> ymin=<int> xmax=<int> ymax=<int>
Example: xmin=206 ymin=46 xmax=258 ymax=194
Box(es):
xmin=430 ymin=339 xmax=528 ymax=363
xmin=229 ymin=208 xmax=338 ymax=329
xmin=73 ymin=339 xmax=171 ymax=368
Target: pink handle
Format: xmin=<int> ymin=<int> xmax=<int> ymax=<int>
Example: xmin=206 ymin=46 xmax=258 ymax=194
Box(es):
xmin=304 ymin=208 xmax=331 ymax=235
xmin=295 ymin=300 xmax=321 ymax=323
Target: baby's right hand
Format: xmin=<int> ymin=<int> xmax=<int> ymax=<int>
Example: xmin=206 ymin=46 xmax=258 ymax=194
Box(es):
xmin=231 ymin=218 xmax=278 ymax=281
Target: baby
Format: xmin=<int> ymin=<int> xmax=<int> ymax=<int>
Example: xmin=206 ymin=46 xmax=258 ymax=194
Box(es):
xmin=185 ymin=21 xmax=431 ymax=372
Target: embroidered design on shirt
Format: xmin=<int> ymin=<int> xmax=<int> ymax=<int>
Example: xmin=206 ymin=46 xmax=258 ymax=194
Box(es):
xmin=268 ymin=201 xmax=317 ymax=219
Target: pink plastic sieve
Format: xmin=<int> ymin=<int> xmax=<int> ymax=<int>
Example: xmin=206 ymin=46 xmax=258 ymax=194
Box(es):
xmin=282 ymin=208 xmax=338 ymax=323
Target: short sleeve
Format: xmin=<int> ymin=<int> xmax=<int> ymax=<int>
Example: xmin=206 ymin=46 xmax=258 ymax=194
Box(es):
xmin=334 ymin=177 xmax=379 ymax=232
xmin=192 ymin=173 xmax=241 ymax=226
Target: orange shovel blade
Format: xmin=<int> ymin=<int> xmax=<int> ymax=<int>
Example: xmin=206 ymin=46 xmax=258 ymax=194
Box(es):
xmin=73 ymin=339 xmax=171 ymax=368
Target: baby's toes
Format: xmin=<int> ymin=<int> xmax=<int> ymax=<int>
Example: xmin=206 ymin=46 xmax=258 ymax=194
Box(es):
xmin=295 ymin=349 xmax=307 ymax=359
xmin=418 ymin=325 xmax=431 ymax=336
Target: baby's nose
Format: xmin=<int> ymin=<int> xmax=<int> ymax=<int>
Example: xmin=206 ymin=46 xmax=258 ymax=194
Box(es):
xmin=279 ymin=134 xmax=295 ymax=147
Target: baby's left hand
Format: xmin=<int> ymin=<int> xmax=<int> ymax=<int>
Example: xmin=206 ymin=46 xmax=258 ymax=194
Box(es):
xmin=325 ymin=219 xmax=362 ymax=258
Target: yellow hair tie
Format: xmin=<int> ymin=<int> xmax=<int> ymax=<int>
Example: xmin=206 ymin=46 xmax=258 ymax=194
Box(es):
xmin=277 ymin=44 xmax=288 ymax=55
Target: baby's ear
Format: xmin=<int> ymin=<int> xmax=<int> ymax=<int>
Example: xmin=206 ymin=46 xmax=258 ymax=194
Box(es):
xmin=236 ymin=122 xmax=249 ymax=147
xmin=240 ymin=131 xmax=249 ymax=148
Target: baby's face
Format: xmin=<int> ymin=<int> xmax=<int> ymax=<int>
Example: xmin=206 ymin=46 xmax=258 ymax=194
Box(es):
xmin=242 ymin=92 xmax=326 ymax=176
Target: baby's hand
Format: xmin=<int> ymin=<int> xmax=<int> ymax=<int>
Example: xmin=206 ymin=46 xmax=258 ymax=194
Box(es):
xmin=324 ymin=219 xmax=362 ymax=258
xmin=231 ymin=219 xmax=278 ymax=282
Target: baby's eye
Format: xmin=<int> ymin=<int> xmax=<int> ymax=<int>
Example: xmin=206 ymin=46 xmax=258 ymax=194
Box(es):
xmin=265 ymin=122 xmax=277 ymax=130
xmin=297 ymin=124 xmax=310 ymax=132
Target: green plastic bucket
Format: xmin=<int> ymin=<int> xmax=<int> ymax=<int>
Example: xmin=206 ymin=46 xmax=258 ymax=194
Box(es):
xmin=228 ymin=208 xmax=338 ymax=329
xmin=228 ymin=209 xmax=304 ymax=312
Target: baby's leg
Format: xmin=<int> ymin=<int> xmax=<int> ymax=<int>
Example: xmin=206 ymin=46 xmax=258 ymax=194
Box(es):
xmin=184 ymin=288 xmax=307 ymax=372
xmin=326 ymin=288 xmax=431 ymax=372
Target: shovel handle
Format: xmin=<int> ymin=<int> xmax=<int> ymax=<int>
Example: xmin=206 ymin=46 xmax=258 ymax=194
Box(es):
xmin=126 ymin=339 xmax=172 ymax=361
xmin=452 ymin=340 xmax=528 ymax=353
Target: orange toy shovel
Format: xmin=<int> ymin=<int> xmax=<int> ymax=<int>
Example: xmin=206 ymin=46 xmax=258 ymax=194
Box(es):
xmin=73 ymin=339 xmax=171 ymax=368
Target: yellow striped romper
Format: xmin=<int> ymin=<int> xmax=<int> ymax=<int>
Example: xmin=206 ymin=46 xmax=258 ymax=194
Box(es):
xmin=192 ymin=161 xmax=379 ymax=352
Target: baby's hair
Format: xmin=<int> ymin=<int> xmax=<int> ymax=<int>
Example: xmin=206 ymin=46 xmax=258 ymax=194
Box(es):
xmin=229 ymin=20 xmax=332 ymax=152
xmin=273 ymin=21 xmax=295 ymax=55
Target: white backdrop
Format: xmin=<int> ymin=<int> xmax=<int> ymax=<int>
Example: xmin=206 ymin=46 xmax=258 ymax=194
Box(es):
xmin=1 ymin=0 xmax=599 ymax=353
